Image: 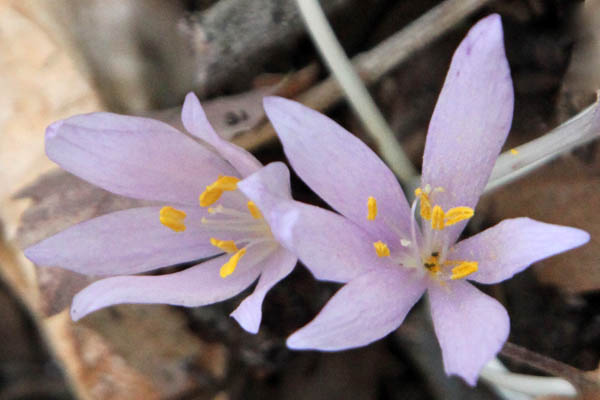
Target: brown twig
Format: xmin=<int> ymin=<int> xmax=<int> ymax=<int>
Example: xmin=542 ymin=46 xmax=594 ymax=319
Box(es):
xmin=500 ymin=341 xmax=600 ymax=397
xmin=234 ymin=0 xmax=492 ymax=150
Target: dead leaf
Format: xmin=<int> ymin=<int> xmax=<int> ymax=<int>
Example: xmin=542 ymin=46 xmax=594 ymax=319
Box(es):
xmin=81 ymin=305 xmax=228 ymax=398
xmin=0 ymin=0 xmax=102 ymax=242
xmin=46 ymin=310 xmax=161 ymax=400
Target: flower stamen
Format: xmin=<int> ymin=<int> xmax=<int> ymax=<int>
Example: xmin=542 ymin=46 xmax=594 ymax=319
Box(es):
xmin=159 ymin=206 xmax=186 ymax=232
xmin=247 ymin=201 xmax=263 ymax=219
xmin=374 ymin=241 xmax=390 ymax=257
xmin=220 ymin=247 xmax=247 ymax=278
xmin=450 ymin=261 xmax=478 ymax=280
xmin=210 ymin=238 xmax=239 ymax=253
xmin=367 ymin=196 xmax=377 ymax=220
xmin=431 ymin=205 xmax=445 ymax=230
xmin=444 ymin=207 xmax=474 ymax=227
xmin=199 ymin=176 xmax=240 ymax=207
xmin=414 ymin=188 xmax=432 ymax=220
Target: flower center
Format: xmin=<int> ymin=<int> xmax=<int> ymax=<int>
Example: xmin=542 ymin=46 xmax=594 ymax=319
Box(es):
xmin=366 ymin=187 xmax=479 ymax=282
xmin=160 ymin=175 xmax=273 ymax=278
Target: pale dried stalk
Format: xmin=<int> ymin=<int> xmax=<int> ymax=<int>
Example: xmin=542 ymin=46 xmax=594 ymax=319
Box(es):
xmin=486 ymin=100 xmax=600 ymax=193
xmin=481 ymin=358 xmax=576 ymax=399
xmin=236 ymin=0 xmax=492 ymax=151
xmin=296 ymin=0 xmax=417 ymax=183
xmin=297 ymin=0 xmax=493 ymax=111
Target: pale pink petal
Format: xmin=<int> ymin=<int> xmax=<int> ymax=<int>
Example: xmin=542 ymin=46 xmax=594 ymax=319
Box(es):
xmin=70 ymin=242 xmax=275 ymax=320
xmin=422 ymin=14 xmax=514 ymax=243
xmin=231 ymin=246 xmax=297 ymax=333
xmin=182 ymin=92 xmax=262 ymax=177
xmin=46 ymin=113 xmax=237 ymax=205
xmin=270 ymin=202 xmax=398 ymax=282
xmin=24 ymin=206 xmax=248 ymax=276
xmin=264 ymin=96 xmax=412 ymax=243
xmin=428 ymin=280 xmax=509 ymax=386
xmin=237 ymin=162 xmax=293 ymax=209
xmin=450 ymin=218 xmax=589 ymax=284
xmin=239 ymin=165 xmax=385 ymax=282
xmin=287 ymin=268 xmax=426 ymax=350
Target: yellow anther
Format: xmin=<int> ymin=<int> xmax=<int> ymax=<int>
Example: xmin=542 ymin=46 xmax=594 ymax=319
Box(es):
xmin=510 ymin=148 xmax=519 ymax=155
xmin=159 ymin=206 xmax=186 ymax=232
xmin=423 ymin=253 xmax=441 ymax=274
xmin=367 ymin=196 xmax=377 ymax=220
xmin=431 ymin=205 xmax=445 ymax=230
xmin=247 ymin=201 xmax=263 ymax=219
xmin=373 ymin=241 xmax=390 ymax=257
xmin=415 ymin=188 xmax=432 ymax=220
xmin=220 ymin=247 xmax=247 ymax=278
xmin=444 ymin=207 xmax=474 ymax=227
xmin=199 ymin=176 xmax=240 ymax=207
xmin=450 ymin=261 xmax=478 ymax=280
xmin=213 ymin=175 xmax=240 ymax=190
xmin=210 ymin=238 xmax=239 ymax=253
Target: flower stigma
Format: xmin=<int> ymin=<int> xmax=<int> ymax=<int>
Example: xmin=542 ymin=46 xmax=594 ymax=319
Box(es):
xmin=368 ymin=186 xmax=479 ymax=283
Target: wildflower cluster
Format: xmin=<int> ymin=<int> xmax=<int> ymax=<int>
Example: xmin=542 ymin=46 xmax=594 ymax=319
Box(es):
xmin=26 ymin=15 xmax=589 ymax=384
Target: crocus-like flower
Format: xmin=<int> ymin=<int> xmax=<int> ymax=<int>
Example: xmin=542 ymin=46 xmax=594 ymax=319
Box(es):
xmin=241 ymin=15 xmax=590 ymax=384
xmin=25 ymin=92 xmax=297 ymax=333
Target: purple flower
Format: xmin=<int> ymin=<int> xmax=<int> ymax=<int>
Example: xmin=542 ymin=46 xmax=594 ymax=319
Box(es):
xmin=241 ymin=15 xmax=590 ymax=384
xmin=25 ymin=92 xmax=297 ymax=334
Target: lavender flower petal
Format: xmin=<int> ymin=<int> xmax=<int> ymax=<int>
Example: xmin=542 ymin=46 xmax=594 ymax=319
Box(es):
xmin=422 ymin=14 xmax=514 ymax=243
xmin=231 ymin=246 xmax=297 ymax=333
xmin=287 ymin=268 xmax=426 ymax=350
xmin=70 ymin=243 xmax=275 ymax=321
xmin=450 ymin=218 xmax=590 ymax=285
xmin=240 ymin=164 xmax=383 ymax=282
xmin=237 ymin=162 xmax=293 ymax=212
xmin=182 ymin=92 xmax=262 ymax=177
xmin=25 ymin=206 xmax=230 ymax=276
xmin=428 ymin=280 xmax=509 ymax=386
xmin=263 ymin=96 xmax=412 ymax=244
xmin=46 ymin=113 xmax=236 ymax=205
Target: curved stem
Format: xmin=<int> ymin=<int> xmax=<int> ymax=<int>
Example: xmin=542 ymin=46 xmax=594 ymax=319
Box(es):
xmin=481 ymin=357 xmax=576 ymax=398
xmin=499 ymin=342 xmax=599 ymax=394
xmin=295 ymin=0 xmax=418 ymax=184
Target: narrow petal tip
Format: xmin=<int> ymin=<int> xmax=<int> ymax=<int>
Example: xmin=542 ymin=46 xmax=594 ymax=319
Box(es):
xmin=263 ymin=96 xmax=300 ymax=116
xmin=183 ymin=91 xmax=201 ymax=111
xmin=45 ymin=120 xmax=64 ymax=140
xmin=262 ymin=95 xmax=282 ymax=108
xmin=23 ymin=246 xmax=36 ymax=262
xmin=469 ymin=14 xmax=503 ymax=42
xmin=286 ymin=332 xmax=311 ymax=350
xmin=23 ymin=242 xmax=49 ymax=266
xmin=70 ymin=295 xmax=95 ymax=321
xmin=230 ymin=305 xmax=260 ymax=334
